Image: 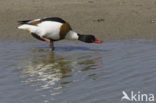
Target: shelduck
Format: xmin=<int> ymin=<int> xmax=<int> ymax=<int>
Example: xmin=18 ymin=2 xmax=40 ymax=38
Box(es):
xmin=17 ymin=17 xmax=102 ymax=50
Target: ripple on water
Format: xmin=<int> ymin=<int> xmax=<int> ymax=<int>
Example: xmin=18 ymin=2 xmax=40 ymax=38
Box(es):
xmin=0 ymin=40 xmax=156 ymax=103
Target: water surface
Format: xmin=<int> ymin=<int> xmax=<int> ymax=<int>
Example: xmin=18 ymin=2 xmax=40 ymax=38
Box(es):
xmin=0 ymin=40 xmax=156 ymax=103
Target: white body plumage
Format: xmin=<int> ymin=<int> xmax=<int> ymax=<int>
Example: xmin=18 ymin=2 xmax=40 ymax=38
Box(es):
xmin=18 ymin=21 xmax=78 ymax=40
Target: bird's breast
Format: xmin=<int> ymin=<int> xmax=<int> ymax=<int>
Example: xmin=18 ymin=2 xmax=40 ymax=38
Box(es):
xmin=59 ymin=23 xmax=72 ymax=39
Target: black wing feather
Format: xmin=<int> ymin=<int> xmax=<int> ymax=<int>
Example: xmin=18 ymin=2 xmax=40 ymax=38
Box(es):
xmin=18 ymin=20 xmax=32 ymax=24
xmin=41 ymin=17 xmax=66 ymax=23
xmin=18 ymin=17 xmax=66 ymax=24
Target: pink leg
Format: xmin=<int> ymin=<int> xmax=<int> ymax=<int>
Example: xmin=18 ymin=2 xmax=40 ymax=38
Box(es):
xmin=40 ymin=36 xmax=54 ymax=50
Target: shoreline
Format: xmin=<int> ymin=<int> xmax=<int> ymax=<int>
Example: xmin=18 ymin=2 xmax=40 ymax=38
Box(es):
xmin=1 ymin=0 xmax=156 ymax=41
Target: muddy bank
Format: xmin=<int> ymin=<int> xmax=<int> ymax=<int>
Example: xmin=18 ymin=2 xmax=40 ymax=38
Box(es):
xmin=1 ymin=0 xmax=156 ymax=41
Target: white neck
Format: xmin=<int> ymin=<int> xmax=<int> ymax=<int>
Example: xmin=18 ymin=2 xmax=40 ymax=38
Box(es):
xmin=65 ymin=30 xmax=79 ymax=40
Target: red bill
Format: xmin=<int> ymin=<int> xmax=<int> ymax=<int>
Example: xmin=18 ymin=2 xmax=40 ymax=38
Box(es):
xmin=94 ymin=39 xmax=103 ymax=43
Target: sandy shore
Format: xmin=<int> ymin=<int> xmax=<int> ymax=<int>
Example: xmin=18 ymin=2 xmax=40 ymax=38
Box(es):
xmin=1 ymin=0 xmax=156 ymax=41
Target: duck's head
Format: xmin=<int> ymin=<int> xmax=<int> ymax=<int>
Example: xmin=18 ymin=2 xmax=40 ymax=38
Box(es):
xmin=78 ymin=34 xmax=102 ymax=43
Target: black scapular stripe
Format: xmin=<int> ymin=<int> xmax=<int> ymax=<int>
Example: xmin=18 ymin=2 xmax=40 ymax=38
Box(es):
xmin=18 ymin=17 xmax=66 ymax=24
xmin=41 ymin=17 xmax=66 ymax=23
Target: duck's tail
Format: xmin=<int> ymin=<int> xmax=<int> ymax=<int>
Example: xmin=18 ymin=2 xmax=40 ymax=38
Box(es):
xmin=17 ymin=24 xmax=38 ymax=33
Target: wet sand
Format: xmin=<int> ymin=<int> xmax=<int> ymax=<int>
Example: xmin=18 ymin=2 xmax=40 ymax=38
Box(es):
xmin=1 ymin=0 xmax=156 ymax=41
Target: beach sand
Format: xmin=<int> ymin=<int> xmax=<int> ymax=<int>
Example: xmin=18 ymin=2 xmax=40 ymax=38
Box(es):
xmin=1 ymin=0 xmax=156 ymax=41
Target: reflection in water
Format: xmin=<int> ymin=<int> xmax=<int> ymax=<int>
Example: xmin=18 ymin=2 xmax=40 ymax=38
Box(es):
xmin=18 ymin=49 xmax=102 ymax=92
xmin=2 ymin=40 xmax=156 ymax=103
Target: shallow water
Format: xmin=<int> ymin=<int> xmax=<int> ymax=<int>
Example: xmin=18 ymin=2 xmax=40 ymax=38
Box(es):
xmin=0 ymin=40 xmax=156 ymax=103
